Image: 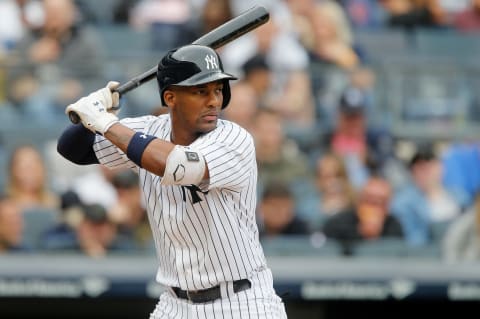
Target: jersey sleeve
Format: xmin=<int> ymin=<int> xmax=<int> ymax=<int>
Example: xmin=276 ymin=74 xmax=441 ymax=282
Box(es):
xmin=93 ymin=115 xmax=156 ymax=170
xmin=193 ymin=121 xmax=256 ymax=190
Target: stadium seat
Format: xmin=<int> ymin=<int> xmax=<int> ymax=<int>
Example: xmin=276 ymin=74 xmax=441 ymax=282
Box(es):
xmin=96 ymin=25 xmax=153 ymax=58
xmin=261 ymin=235 xmax=342 ymax=257
xmin=376 ymin=56 xmax=476 ymax=140
xmin=350 ymin=238 xmax=410 ymax=258
xmin=405 ymin=242 xmax=442 ymax=259
xmin=413 ymin=29 xmax=480 ymax=58
xmin=76 ymin=0 xmax=123 ymax=25
xmin=353 ymin=29 xmax=413 ymax=63
xmin=0 ymin=119 xmax=69 ymax=154
xmin=430 ymin=221 xmax=454 ymax=243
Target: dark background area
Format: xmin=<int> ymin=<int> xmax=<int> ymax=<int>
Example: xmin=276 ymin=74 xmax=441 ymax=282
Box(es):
xmin=1 ymin=298 xmax=478 ymax=319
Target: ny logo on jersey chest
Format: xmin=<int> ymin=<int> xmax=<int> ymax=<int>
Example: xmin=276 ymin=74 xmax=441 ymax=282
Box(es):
xmin=181 ymin=185 xmax=208 ymax=203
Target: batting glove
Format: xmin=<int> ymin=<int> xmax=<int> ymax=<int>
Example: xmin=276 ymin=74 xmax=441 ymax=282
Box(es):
xmin=66 ymin=91 xmax=119 ymax=135
xmin=104 ymin=81 xmax=121 ymax=115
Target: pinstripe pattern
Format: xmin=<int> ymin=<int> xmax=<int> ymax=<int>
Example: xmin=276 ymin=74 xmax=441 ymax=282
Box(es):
xmin=93 ymin=114 xmax=285 ymax=318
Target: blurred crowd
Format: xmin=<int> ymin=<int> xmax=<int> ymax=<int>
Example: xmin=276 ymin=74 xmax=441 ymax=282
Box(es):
xmin=0 ymin=0 xmax=480 ymax=262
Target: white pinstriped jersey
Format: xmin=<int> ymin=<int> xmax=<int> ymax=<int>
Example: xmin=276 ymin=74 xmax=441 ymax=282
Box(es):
xmin=93 ymin=114 xmax=268 ymax=291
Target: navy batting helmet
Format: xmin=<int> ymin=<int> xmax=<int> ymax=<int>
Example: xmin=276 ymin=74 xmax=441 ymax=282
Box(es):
xmin=157 ymin=44 xmax=237 ymax=109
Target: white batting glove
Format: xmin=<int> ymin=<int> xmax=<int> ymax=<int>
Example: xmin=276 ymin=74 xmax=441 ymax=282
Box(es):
xmin=105 ymin=81 xmax=121 ymax=115
xmin=66 ymin=91 xmax=119 ymax=135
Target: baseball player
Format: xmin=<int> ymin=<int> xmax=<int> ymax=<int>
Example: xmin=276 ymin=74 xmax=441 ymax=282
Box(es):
xmin=57 ymin=44 xmax=287 ymax=318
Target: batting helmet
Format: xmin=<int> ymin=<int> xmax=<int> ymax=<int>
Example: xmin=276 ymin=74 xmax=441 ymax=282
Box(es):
xmin=157 ymin=44 xmax=237 ymax=109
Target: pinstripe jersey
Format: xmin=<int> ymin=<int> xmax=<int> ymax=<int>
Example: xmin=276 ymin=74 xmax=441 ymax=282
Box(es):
xmin=93 ymin=114 xmax=268 ymax=291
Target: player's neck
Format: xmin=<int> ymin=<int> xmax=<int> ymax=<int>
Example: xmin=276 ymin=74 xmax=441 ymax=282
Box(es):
xmin=170 ymin=131 xmax=200 ymax=146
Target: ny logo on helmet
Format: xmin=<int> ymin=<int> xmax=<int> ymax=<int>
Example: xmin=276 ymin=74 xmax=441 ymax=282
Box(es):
xmin=205 ymin=54 xmax=218 ymax=70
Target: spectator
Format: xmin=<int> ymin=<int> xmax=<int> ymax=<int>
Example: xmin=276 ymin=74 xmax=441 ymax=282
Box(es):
xmin=6 ymin=0 xmax=106 ymax=119
xmin=0 ymin=0 xmax=44 ymax=52
xmin=194 ymin=0 xmax=233 ymax=36
xmin=323 ymin=175 xmax=403 ymax=250
xmin=442 ymin=192 xmax=480 ymax=263
xmin=129 ymin=0 xmax=193 ymax=50
xmin=6 ymin=145 xmax=59 ymax=212
xmin=442 ymin=142 xmax=480 ymax=204
xmin=302 ymin=152 xmax=356 ymax=230
xmin=250 ymin=108 xmax=311 ymax=194
xmin=221 ymin=82 xmax=259 ymax=132
xmin=221 ymin=2 xmax=309 ymax=74
xmin=301 ymin=0 xmax=360 ymax=70
xmin=109 ymin=169 xmax=152 ymax=251
xmin=378 ymin=0 xmax=448 ymax=30
xmin=112 ymin=0 xmax=138 ymax=24
xmin=76 ymin=203 xmax=134 ymax=257
xmin=225 ymin=52 xmax=313 ymax=136
xmin=342 ymin=0 xmax=388 ymax=29
xmin=45 ymin=202 xmax=134 ymax=257
xmin=69 ymin=165 xmax=120 ymax=211
xmin=0 ymin=195 xmax=25 ymax=253
xmin=283 ymin=0 xmax=318 ymax=45
xmin=257 ymin=181 xmax=309 ymax=238
xmin=312 ymin=87 xmax=394 ymax=189
xmin=391 ymin=146 xmax=470 ymax=246
xmin=220 ymin=5 xmax=316 ymax=130
xmin=239 ymin=54 xmax=272 ymax=108
xmin=453 ymin=0 xmax=480 ymax=32
xmin=129 ymin=0 xmax=191 ymax=29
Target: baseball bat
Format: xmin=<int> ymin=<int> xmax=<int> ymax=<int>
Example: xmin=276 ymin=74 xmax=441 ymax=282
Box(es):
xmin=69 ymin=5 xmax=270 ymax=124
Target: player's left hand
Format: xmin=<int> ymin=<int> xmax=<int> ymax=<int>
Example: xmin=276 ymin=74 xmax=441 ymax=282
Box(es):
xmin=66 ymin=91 xmax=119 ymax=135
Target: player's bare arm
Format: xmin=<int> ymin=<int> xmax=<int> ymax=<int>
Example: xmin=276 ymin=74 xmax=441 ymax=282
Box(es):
xmin=103 ymin=123 xmax=209 ymax=181
xmin=104 ymin=123 xmax=172 ymax=176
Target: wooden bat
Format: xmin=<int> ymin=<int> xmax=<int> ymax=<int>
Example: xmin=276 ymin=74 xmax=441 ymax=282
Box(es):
xmin=69 ymin=5 xmax=270 ymax=124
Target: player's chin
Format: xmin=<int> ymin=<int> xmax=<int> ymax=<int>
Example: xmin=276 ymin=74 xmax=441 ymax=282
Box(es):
xmin=197 ymin=118 xmax=218 ymax=132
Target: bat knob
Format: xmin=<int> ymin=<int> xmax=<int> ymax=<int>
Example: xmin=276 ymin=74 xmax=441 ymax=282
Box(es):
xmin=68 ymin=111 xmax=81 ymax=124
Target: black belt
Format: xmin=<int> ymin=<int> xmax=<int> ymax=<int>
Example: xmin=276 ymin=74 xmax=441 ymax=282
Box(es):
xmin=171 ymin=279 xmax=251 ymax=303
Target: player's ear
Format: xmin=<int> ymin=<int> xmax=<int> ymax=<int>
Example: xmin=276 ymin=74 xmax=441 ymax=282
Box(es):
xmin=163 ymin=89 xmax=176 ymax=108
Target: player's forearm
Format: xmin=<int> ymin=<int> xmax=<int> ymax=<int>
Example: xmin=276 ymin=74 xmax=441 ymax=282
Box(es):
xmin=104 ymin=123 xmax=174 ymax=176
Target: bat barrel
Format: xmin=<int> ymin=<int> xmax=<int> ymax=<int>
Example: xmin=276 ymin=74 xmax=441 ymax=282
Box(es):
xmin=193 ymin=6 xmax=269 ymax=48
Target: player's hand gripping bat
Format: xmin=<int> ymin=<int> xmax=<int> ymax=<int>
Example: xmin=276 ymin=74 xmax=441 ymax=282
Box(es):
xmin=68 ymin=5 xmax=270 ymax=124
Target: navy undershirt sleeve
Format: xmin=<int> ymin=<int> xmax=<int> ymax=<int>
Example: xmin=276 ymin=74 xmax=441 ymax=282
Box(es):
xmin=57 ymin=124 xmax=99 ymax=165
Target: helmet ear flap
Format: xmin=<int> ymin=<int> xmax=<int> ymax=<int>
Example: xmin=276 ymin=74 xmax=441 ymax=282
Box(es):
xmin=159 ymin=78 xmax=170 ymax=106
xmin=221 ymin=81 xmax=231 ymax=109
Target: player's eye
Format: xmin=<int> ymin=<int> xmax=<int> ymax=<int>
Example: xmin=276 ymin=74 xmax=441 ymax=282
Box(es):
xmin=195 ymin=89 xmax=207 ymax=95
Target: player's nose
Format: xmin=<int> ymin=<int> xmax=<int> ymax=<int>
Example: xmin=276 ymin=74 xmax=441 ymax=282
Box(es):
xmin=206 ymin=89 xmax=223 ymax=108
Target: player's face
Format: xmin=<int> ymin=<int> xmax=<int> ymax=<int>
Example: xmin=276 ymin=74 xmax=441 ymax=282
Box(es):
xmin=167 ymin=81 xmax=224 ymax=135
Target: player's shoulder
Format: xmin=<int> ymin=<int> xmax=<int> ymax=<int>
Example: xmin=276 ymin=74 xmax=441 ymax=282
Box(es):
xmin=216 ymin=118 xmax=247 ymax=131
xmin=214 ymin=119 xmax=253 ymax=139
xmin=197 ymin=119 xmax=255 ymax=150
xmin=120 ymin=114 xmax=169 ymax=130
xmin=120 ymin=114 xmax=157 ymax=125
